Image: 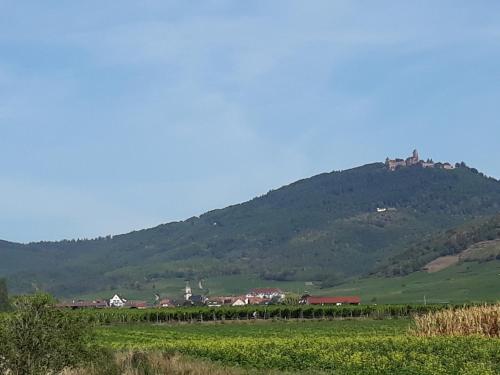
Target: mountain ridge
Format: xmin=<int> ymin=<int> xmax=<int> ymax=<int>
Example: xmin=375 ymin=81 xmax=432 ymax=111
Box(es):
xmin=1 ymin=160 xmax=500 ymax=298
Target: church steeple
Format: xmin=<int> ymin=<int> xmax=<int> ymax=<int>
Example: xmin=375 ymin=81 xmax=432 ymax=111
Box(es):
xmin=184 ymin=281 xmax=192 ymax=301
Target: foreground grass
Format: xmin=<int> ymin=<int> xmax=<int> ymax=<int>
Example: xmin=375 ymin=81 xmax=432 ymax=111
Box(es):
xmin=61 ymin=352 xmax=246 ymax=375
xmin=95 ymin=319 xmax=500 ymax=374
xmin=62 ymin=351 xmax=325 ymax=375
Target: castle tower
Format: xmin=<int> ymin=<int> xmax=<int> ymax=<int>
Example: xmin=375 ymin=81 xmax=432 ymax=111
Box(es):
xmin=413 ymin=149 xmax=419 ymax=162
xmin=184 ymin=281 xmax=192 ymax=301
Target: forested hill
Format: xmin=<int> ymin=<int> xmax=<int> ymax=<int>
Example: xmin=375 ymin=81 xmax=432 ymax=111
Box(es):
xmin=1 ymin=162 xmax=500 ymax=297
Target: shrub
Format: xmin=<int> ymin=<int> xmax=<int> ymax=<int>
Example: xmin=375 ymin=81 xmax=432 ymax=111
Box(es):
xmin=0 ymin=293 xmax=109 ymax=374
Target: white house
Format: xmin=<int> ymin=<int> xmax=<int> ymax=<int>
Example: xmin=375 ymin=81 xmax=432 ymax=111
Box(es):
xmin=109 ymin=294 xmax=127 ymax=307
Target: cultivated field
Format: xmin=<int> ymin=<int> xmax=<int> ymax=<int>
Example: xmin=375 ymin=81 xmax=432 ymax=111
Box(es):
xmin=95 ymin=318 xmax=500 ymax=374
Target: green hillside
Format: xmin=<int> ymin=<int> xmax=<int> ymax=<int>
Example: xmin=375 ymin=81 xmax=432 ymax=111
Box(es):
xmin=377 ymin=214 xmax=500 ymax=276
xmin=2 ymin=162 xmax=500 ymax=299
xmin=326 ymin=260 xmax=500 ymax=304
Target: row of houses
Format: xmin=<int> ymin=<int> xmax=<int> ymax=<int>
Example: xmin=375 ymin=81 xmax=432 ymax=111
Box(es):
xmin=57 ymin=288 xmax=286 ymax=310
xmin=57 ymin=287 xmax=361 ymax=309
xmin=205 ymin=294 xmax=361 ymax=307
xmin=183 ymin=286 xmax=287 ymax=307
xmin=57 ymin=295 xmax=149 ymax=309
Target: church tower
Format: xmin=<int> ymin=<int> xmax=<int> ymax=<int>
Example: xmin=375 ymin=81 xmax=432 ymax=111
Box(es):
xmin=184 ymin=281 xmax=192 ymax=301
xmin=413 ymin=149 xmax=419 ymax=162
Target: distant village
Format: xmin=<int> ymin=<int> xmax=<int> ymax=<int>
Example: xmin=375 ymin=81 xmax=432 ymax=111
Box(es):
xmin=385 ymin=149 xmax=455 ymax=171
xmin=58 ymin=282 xmax=361 ymax=309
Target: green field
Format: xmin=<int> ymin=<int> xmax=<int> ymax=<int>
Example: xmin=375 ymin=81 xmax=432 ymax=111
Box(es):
xmin=96 ymin=319 xmax=500 ymax=374
xmin=326 ymin=260 xmax=500 ymax=304
xmin=79 ymin=260 xmax=500 ymax=305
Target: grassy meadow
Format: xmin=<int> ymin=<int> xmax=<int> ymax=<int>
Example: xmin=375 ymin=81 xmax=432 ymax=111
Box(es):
xmin=326 ymin=260 xmax=500 ymax=304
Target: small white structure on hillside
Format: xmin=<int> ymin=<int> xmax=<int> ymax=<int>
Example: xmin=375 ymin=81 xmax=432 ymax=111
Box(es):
xmin=109 ymin=294 xmax=127 ymax=308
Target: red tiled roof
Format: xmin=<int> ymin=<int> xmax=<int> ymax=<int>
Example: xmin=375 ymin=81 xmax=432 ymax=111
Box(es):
xmin=306 ymin=296 xmax=360 ymax=305
xmin=247 ymin=297 xmax=271 ymax=305
xmin=125 ymin=300 xmax=148 ymax=308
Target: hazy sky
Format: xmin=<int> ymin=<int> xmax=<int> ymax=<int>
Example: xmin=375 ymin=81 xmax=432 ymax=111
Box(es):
xmin=1 ymin=1 xmax=500 ymax=242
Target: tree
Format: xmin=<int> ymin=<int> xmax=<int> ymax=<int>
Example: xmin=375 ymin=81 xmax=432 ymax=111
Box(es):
xmin=0 ymin=293 xmax=110 ymax=374
xmin=0 ymin=278 xmax=9 ymax=311
xmin=283 ymin=293 xmax=301 ymax=305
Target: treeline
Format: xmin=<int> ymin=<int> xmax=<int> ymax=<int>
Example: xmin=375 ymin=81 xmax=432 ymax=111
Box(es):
xmin=379 ymin=214 xmax=500 ymax=276
xmin=67 ymin=304 xmax=458 ymax=325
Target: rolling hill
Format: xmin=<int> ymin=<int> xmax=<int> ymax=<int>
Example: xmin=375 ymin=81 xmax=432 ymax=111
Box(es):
xmin=1 ymin=161 xmax=500 ymax=300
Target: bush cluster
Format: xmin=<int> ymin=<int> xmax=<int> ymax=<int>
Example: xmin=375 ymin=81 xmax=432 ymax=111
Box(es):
xmin=0 ymin=294 xmax=109 ymax=374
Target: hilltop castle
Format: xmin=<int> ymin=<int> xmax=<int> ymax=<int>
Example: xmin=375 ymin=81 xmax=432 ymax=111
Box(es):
xmin=385 ymin=149 xmax=454 ymax=171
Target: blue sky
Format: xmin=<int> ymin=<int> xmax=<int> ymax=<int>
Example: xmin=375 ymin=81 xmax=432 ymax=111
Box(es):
xmin=1 ymin=1 xmax=500 ymax=242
